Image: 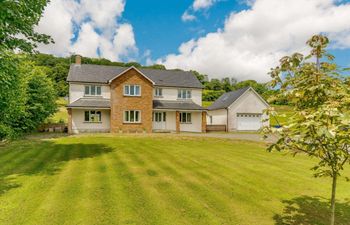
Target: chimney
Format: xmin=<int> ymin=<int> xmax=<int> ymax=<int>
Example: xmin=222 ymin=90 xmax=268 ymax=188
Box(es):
xmin=75 ymin=55 xmax=82 ymax=65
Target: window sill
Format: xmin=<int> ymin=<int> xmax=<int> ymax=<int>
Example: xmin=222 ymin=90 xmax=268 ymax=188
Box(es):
xmin=123 ymin=122 xmax=142 ymax=124
xmin=180 ymin=122 xmax=192 ymax=124
xmin=154 ymin=96 xmax=163 ymax=98
xmin=123 ymin=95 xmax=141 ymax=97
xmin=177 ymin=98 xmax=191 ymax=101
xmin=84 ymin=121 xmax=102 ymax=123
xmin=84 ymin=95 xmax=102 ymax=97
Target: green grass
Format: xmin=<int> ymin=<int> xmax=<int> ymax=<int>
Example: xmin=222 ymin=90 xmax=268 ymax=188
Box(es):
xmin=47 ymin=97 xmax=68 ymax=123
xmin=0 ymin=135 xmax=349 ymax=225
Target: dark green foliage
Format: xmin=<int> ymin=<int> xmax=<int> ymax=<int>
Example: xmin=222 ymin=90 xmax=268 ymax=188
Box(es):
xmin=202 ymin=90 xmax=225 ymax=101
xmin=0 ymin=53 xmax=26 ymax=139
xmin=22 ymin=62 xmax=57 ymax=130
xmin=145 ymin=64 xmax=166 ymax=70
xmin=0 ymin=0 xmax=52 ymax=53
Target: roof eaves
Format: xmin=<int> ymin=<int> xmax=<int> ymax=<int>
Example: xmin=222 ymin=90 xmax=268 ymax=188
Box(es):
xmin=107 ymin=66 xmax=155 ymax=84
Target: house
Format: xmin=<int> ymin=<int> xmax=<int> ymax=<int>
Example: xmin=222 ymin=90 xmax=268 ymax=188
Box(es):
xmin=207 ymin=87 xmax=269 ymax=131
xmin=66 ymin=55 xmax=206 ymax=134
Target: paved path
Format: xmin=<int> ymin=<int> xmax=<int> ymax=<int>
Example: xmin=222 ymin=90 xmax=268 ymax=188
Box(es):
xmin=179 ymin=132 xmax=278 ymax=143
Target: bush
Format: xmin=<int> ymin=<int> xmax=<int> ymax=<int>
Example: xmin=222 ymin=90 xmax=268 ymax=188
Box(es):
xmin=203 ymin=90 xmax=225 ymax=101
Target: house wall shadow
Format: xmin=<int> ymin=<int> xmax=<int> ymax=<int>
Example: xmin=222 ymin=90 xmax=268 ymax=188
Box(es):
xmin=0 ymin=140 xmax=114 ymax=195
xmin=274 ymin=196 xmax=350 ymax=225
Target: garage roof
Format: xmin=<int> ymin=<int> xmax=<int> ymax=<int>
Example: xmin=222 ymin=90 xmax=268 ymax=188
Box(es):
xmin=207 ymin=87 xmax=251 ymax=110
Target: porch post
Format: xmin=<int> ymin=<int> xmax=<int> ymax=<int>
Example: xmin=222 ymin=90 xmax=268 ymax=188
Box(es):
xmin=67 ymin=108 xmax=72 ymax=134
xmin=176 ymin=111 xmax=180 ymax=133
xmin=201 ymin=111 xmax=207 ymax=133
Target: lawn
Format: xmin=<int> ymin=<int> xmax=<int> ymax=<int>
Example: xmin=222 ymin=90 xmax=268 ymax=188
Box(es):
xmin=0 ymin=135 xmax=349 ymax=225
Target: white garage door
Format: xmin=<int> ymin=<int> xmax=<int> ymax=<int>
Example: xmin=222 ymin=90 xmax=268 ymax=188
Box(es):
xmin=237 ymin=113 xmax=262 ymax=131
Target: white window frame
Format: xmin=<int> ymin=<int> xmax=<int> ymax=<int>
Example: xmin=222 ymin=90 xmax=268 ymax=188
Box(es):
xmin=155 ymin=88 xmax=163 ymax=97
xmin=124 ymin=110 xmax=141 ymax=123
xmin=179 ymin=112 xmax=192 ymax=124
xmin=84 ymin=110 xmax=102 ymax=123
xmin=124 ymin=85 xmax=141 ymax=96
xmin=84 ymin=85 xmax=102 ymax=96
xmin=178 ymin=89 xmax=192 ymax=99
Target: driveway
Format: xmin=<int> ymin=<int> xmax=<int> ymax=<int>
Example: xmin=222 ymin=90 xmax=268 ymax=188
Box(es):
xmin=179 ymin=132 xmax=277 ymax=143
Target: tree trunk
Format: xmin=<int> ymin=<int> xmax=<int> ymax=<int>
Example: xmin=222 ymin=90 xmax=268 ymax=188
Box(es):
xmin=330 ymin=172 xmax=337 ymax=225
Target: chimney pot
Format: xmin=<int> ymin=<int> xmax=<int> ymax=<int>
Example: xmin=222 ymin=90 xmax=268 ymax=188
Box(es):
xmin=75 ymin=55 xmax=82 ymax=65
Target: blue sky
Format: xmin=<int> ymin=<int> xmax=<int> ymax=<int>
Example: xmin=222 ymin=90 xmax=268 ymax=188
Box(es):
xmin=123 ymin=0 xmax=248 ymax=59
xmin=36 ymin=0 xmax=350 ymax=81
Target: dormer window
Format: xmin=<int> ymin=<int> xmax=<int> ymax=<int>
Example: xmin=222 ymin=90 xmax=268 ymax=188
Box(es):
xmin=85 ymin=85 xmax=101 ymax=96
xmin=124 ymin=85 xmax=141 ymax=96
xmin=178 ymin=89 xmax=191 ymax=99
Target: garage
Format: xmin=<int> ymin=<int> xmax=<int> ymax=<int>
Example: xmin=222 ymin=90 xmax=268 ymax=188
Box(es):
xmin=236 ymin=113 xmax=262 ymax=131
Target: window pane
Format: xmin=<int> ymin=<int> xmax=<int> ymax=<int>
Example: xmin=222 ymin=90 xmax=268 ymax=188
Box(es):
xmin=130 ymin=85 xmax=135 ymax=95
xmin=159 ymin=88 xmax=162 ymax=96
xmin=85 ymin=86 xmax=90 ymax=95
xmin=124 ymin=85 xmax=129 ymax=95
xmin=178 ymin=90 xmax=181 ymax=98
xmin=135 ymin=111 xmax=139 ymax=122
xmin=187 ymin=113 xmax=191 ymax=123
xmin=163 ymin=112 xmax=166 ymax=122
xmin=130 ymin=110 xmax=134 ymax=122
xmin=125 ymin=111 xmax=129 ymax=122
xmin=96 ymin=86 xmax=101 ymax=95
xmin=97 ymin=111 xmax=101 ymax=122
xmin=90 ymin=111 xmax=95 ymax=122
xmin=135 ymin=85 xmax=140 ymax=95
xmin=84 ymin=111 xmax=89 ymax=121
xmin=183 ymin=113 xmax=186 ymax=122
xmin=187 ymin=90 xmax=191 ymax=98
xmin=90 ymin=85 xmax=95 ymax=95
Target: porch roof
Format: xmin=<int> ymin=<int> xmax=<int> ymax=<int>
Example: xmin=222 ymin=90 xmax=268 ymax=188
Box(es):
xmin=153 ymin=100 xmax=204 ymax=111
xmin=67 ymin=98 xmax=110 ymax=109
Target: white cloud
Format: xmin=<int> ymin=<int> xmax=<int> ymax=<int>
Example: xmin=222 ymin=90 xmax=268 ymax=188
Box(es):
xmin=35 ymin=0 xmax=77 ymax=56
xmin=182 ymin=11 xmax=196 ymax=22
xmin=35 ymin=0 xmax=138 ymax=61
xmin=159 ymin=0 xmax=350 ymax=82
xmin=70 ymin=23 xmax=100 ymax=58
xmin=193 ymin=0 xmax=216 ymax=11
xmin=182 ymin=0 xmax=219 ymax=23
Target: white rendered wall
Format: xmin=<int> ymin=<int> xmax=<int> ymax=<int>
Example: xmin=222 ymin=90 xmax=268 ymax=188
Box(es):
xmin=71 ymin=109 xmax=110 ymax=133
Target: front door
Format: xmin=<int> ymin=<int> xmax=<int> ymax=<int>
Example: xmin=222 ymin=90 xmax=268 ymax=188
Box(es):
xmin=153 ymin=112 xmax=166 ymax=130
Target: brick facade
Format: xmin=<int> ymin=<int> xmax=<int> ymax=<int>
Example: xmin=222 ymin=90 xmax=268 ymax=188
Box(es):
xmin=110 ymin=68 xmax=153 ymax=133
xmin=201 ymin=111 xmax=207 ymax=133
xmin=176 ymin=111 xmax=180 ymax=133
xmin=67 ymin=108 xmax=72 ymax=134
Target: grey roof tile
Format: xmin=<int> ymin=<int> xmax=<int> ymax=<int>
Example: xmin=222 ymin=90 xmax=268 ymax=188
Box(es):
xmin=153 ymin=100 xmax=204 ymax=110
xmin=207 ymin=87 xmax=250 ymax=110
xmin=67 ymin=98 xmax=110 ymax=108
xmin=67 ymin=64 xmax=203 ymax=88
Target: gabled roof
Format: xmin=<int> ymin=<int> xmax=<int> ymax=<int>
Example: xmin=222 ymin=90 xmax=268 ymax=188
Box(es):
xmin=67 ymin=64 xmax=203 ymax=88
xmin=207 ymin=87 xmax=252 ymax=110
xmin=153 ymin=100 xmax=204 ymax=110
xmin=67 ymin=98 xmax=110 ymax=109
